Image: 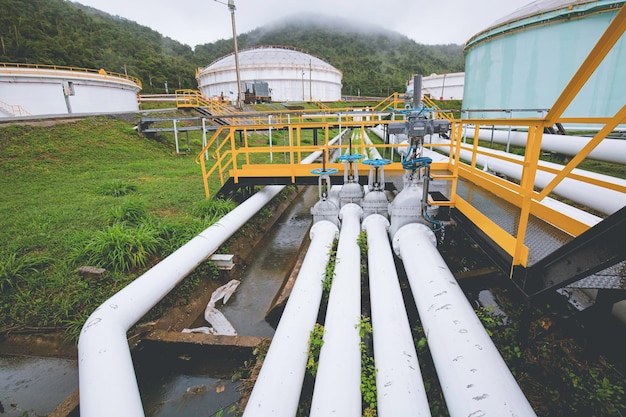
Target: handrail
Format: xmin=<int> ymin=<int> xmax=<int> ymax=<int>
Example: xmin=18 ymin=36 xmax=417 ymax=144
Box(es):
xmin=0 ymin=62 xmax=142 ymax=88
xmin=195 ymin=107 xmax=622 ymax=270
xmin=422 ymin=95 xmax=454 ymax=120
xmin=372 ymin=92 xmax=404 ymax=112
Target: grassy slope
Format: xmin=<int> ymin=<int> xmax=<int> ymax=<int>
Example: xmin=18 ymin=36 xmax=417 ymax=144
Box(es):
xmin=1 ymin=118 xmax=204 ymax=253
xmin=0 ymin=117 xmax=209 ymax=334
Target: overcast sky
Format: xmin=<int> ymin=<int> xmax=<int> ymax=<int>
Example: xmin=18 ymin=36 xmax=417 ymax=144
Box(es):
xmin=72 ymin=0 xmax=533 ymax=47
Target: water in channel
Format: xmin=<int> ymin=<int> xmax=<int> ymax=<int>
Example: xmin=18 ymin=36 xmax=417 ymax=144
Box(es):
xmin=0 ymin=355 xmax=78 ymax=417
xmin=139 ymin=186 xmax=320 ymax=416
xmin=220 ymin=186 xmax=319 ymax=337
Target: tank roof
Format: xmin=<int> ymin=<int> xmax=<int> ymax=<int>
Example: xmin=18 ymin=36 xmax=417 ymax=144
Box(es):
xmin=465 ymin=0 xmax=624 ymax=51
xmin=203 ymin=45 xmax=340 ymax=73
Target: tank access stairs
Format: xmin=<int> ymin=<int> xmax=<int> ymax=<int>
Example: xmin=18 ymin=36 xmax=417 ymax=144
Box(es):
xmin=192 ymin=106 xmax=230 ymax=126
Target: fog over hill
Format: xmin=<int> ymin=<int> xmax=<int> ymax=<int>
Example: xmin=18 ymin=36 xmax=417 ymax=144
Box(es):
xmin=1 ymin=0 xmax=463 ymax=95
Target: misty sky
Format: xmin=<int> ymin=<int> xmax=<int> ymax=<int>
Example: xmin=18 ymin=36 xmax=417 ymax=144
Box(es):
xmin=72 ymin=0 xmax=533 ymax=47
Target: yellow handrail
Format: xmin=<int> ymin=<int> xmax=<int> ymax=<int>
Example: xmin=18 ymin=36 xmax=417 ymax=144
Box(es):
xmin=194 ymin=105 xmax=620 ymax=271
xmin=372 ymin=92 xmax=404 ymax=112
xmin=422 ymin=96 xmax=454 ymax=121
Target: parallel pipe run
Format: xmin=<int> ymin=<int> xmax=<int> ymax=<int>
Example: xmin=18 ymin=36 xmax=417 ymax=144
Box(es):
xmin=242 ymin=220 xmax=339 ymax=417
xmin=79 ymin=126 xmax=350 ymax=415
xmin=363 ymin=130 xmax=383 ymax=160
xmin=393 ymin=223 xmax=537 ymax=417
xmin=78 ymin=185 xmax=285 ymax=417
xmin=431 ymin=136 xmax=626 ymax=216
xmin=362 ymin=215 xmax=431 ymax=417
xmin=310 ymin=203 xmax=364 ymax=417
xmin=467 ymin=128 xmax=626 ymax=165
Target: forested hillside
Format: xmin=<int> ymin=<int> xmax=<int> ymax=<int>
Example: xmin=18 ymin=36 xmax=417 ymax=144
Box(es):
xmin=0 ymin=0 xmax=463 ymax=96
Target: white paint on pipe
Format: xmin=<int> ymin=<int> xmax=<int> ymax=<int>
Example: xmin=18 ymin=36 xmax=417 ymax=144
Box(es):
xmin=243 ymin=220 xmax=339 ymax=417
xmin=468 ymin=128 xmax=626 ymax=165
xmin=393 ymin=223 xmax=537 ymax=417
xmin=78 ymin=185 xmax=285 ymax=417
xmin=362 ymin=130 xmax=383 ymax=160
xmin=78 ymin=128 xmax=350 ymax=415
xmin=310 ymin=203 xmax=363 ymax=417
xmin=362 ymin=214 xmax=431 ymax=417
xmin=431 ymin=136 xmax=626 ymax=216
xmin=301 ymin=128 xmax=347 ymax=164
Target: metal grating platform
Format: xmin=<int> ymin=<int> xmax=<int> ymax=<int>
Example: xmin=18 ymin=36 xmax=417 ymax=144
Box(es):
xmin=453 ymin=179 xmax=626 ymax=291
xmin=455 ymin=179 xmax=571 ymax=266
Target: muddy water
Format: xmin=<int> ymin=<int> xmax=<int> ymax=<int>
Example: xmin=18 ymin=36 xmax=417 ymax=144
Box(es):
xmin=138 ymin=187 xmax=320 ymax=415
xmin=136 ymin=344 xmax=245 ymax=417
xmin=219 ymin=187 xmax=319 ymax=337
xmin=0 ymin=355 xmax=77 ymax=417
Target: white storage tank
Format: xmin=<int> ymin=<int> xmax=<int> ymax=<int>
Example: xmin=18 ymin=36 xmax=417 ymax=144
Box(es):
xmin=407 ymin=72 xmax=465 ymax=101
xmin=463 ymin=0 xmax=626 ymax=118
xmin=0 ymin=64 xmax=141 ymax=118
xmin=196 ymin=45 xmax=343 ymax=102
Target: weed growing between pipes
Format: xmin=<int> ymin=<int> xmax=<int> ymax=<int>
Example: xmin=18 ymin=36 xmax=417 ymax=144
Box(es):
xmin=413 ymin=323 xmax=450 ymax=417
xmin=306 ymin=323 xmax=325 ymax=377
xmin=321 ymin=238 xmax=338 ymax=301
xmin=358 ymin=316 xmax=377 ymax=415
xmin=358 ymin=230 xmax=378 ymax=417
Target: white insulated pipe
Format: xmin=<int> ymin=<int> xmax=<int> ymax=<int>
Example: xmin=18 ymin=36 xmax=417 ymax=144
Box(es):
xmin=393 ymin=223 xmax=537 ymax=417
xmin=362 ymin=214 xmax=431 ymax=417
xmin=432 ymin=136 xmax=626 ymax=216
xmin=362 ymin=129 xmax=383 ymax=160
xmin=78 ymin=185 xmax=285 ymax=417
xmin=467 ymin=128 xmax=626 ymax=165
xmin=310 ymin=203 xmax=363 ymax=417
xmin=78 ymin=128 xmax=349 ymax=416
xmin=243 ymin=220 xmax=339 ymax=417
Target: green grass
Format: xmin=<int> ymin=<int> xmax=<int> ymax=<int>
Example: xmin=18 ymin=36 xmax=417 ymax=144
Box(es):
xmin=0 ymin=116 xmax=228 ymax=337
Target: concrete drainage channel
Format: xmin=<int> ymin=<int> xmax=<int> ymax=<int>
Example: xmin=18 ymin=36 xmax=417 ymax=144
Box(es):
xmin=0 ymin=185 xmax=313 ymax=417
xmin=135 ymin=186 xmax=320 ymax=417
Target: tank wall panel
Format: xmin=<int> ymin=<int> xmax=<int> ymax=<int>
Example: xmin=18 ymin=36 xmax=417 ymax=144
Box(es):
xmin=0 ymin=71 xmax=140 ymax=117
xmin=463 ymin=10 xmax=624 ymax=118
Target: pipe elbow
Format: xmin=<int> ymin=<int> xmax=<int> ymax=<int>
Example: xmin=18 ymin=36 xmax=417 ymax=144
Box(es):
xmin=392 ymin=222 xmax=437 ymax=257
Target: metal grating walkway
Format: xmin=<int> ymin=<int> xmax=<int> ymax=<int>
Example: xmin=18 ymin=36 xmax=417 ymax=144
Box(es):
xmin=454 ymin=179 xmax=625 ymax=291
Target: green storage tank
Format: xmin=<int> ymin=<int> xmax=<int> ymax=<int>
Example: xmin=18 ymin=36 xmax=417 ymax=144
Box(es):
xmin=463 ymin=0 xmax=625 ymax=119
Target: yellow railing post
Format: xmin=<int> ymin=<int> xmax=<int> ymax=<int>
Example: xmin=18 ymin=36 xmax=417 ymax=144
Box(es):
xmin=513 ymin=125 xmax=543 ymax=268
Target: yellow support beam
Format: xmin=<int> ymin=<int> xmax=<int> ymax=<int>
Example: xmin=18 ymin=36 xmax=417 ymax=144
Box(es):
xmin=538 ymin=104 xmax=626 ymax=201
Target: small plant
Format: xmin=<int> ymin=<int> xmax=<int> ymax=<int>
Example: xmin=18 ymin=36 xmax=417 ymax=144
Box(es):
xmin=193 ymin=198 xmax=236 ymax=222
xmin=74 ymin=223 xmax=163 ymax=272
xmin=107 ymin=200 xmax=148 ymax=225
xmin=321 ymin=238 xmax=338 ymax=300
xmin=358 ymin=315 xmax=377 ymax=414
xmin=0 ymin=252 xmax=51 ymax=291
xmin=306 ymin=323 xmax=325 ymax=377
xmin=357 ymin=230 xmax=368 ymax=275
xmin=356 ymin=230 xmax=368 ymax=257
xmin=98 ymin=179 xmax=137 ymax=197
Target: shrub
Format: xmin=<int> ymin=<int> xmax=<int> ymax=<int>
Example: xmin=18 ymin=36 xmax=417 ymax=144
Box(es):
xmin=0 ymin=252 xmax=52 ymax=291
xmin=193 ymin=198 xmax=236 ymax=222
xmin=98 ymin=179 xmax=137 ymax=197
xmin=74 ymin=223 xmax=163 ymax=272
xmin=107 ymin=200 xmax=148 ymax=225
